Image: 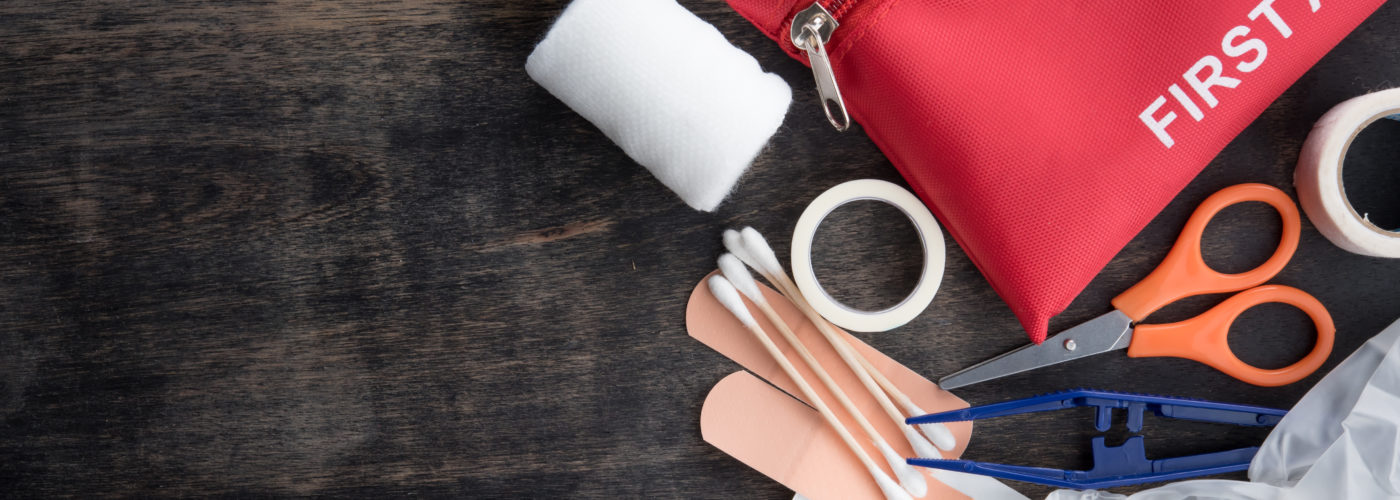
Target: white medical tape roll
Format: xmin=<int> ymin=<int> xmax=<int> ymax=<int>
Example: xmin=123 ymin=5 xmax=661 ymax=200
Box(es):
xmin=790 ymin=179 xmax=945 ymax=332
xmin=1295 ymin=88 xmax=1400 ymax=258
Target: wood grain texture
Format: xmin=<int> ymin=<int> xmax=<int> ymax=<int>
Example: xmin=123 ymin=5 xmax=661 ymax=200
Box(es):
xmin=2 ymin=1 xmax=1399 ymax=498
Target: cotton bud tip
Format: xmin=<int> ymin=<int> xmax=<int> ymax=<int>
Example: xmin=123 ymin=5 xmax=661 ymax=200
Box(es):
xmin=708 ymin=276 xmax=756 ymax=327
xmin=906 ymin=429 xmax=943 ymax=460
xmin=904 ymin=402 xmax=958 ymax=451
xmin=871 ymin=467 xmax=915 ymax=500
xmin=718 ymin=254 xmax=763 ymax=303
xmin=740 ymin=227 xmax=785 ymax=277
xmin=723 ymin=229 xmax=761 ymax=271
xmin=876 ymin=440 xmax=928 ymax=498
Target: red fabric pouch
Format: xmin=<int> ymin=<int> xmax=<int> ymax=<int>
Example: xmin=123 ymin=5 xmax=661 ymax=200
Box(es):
xmin=727 ymin=0 xmax=1387 ymax=343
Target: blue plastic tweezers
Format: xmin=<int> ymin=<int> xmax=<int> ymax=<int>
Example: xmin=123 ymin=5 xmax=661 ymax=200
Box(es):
xmin=905 ymin=389 xmax=1287 ymax=490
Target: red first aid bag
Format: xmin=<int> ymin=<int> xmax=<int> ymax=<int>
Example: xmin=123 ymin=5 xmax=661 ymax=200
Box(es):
xmin=726 ymin=0 xmax=1387 ymax=343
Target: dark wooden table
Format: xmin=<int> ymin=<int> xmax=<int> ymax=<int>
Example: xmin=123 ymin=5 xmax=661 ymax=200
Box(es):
xmin=3 ymin=1 xmax=1399 ymax=498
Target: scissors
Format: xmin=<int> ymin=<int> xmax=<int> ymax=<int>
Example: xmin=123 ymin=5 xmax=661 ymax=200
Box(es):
xmin=940 ymin=184 xmax=1335 ymax=389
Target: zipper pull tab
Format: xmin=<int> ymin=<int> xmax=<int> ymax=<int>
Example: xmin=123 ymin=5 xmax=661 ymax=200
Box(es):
xmin=791 ymin=3 xmax=850 ymax=131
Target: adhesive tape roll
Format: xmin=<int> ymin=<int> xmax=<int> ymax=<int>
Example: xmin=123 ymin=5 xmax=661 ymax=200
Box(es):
xmin=1295 ymin=88 xmax=1400 ymax=258
xmin=790 ymin=179 xmax=945 ymax=332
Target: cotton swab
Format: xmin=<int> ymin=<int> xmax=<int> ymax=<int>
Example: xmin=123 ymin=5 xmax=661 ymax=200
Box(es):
xmin=728 ymin=229 xmax=944 ymax=458
xmin=723 ymin=229 xmax=759 ymax=270
xmin=718 ymin=255 xmax=928 ymax=497
xmin=854 ymin=353 xmax=958 ymax=451
xmin=738 ymin=227 xmax=955 ymax=455
xmin=740 ymin=227 xmax=952 ymax=455
xmin=708 ymin=276 xmax=914 ymax=500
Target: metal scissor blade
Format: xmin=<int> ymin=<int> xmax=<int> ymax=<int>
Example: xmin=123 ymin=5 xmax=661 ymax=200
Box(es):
xmin=939 ymin=310 xmax=1134 ymax=390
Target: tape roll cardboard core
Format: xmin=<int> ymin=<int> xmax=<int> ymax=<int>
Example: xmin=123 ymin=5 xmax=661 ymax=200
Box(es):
xmin=1339 ymin=115 xmax=1400 ymax=232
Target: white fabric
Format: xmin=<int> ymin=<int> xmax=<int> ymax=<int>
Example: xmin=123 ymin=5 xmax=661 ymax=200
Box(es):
xmin=525 ymin=0 xmax=792 ymax=212
xmin=1047 ymin=316 xmax=1400 ymax=500
xmin=933 ymin=469 xmax=1032 ymax=500
xmin=791 ymin=470 xmax=1029 ymax=500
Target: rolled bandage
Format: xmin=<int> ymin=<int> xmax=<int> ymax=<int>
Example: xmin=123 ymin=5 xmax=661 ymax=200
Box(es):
xmin=526 ymin=0 xmax=792 ymax=212
xmin=1295 ymin=88 xmax=1400 ymax=258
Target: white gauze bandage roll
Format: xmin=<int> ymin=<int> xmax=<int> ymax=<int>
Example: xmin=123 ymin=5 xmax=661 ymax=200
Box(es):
xmin=525 ymin=0 xmax=792 ymax=212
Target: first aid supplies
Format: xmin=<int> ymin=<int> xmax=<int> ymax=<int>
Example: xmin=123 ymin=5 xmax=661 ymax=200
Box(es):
xmin=526 ymin=0 xmax=791 ymax=212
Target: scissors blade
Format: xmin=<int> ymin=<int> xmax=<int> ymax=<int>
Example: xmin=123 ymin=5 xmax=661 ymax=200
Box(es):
xmin=939 ymin=310 xmax=1135 ymax=390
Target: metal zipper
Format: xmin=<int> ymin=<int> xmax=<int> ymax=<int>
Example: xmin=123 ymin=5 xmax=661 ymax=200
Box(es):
xmin=791 ymin=2 xmax=850 ymax=131
xmin=825 ymin=0 xmax=857 ymax=18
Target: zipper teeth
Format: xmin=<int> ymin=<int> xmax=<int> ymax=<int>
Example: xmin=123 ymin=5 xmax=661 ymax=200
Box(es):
xmin=823 ymin=0 xmax=859 ymax=20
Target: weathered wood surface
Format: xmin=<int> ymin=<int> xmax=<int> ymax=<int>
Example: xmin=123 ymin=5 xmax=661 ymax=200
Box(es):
xmin=2 ymin=1 xmax=1399 ymax=497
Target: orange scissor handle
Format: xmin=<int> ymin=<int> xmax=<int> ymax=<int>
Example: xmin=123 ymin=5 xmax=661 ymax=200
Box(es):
xmin=1111 ymin=184 xmax=1302 ymax=321
xmin=1126 ymin=285 xmax=1334 ymax=386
